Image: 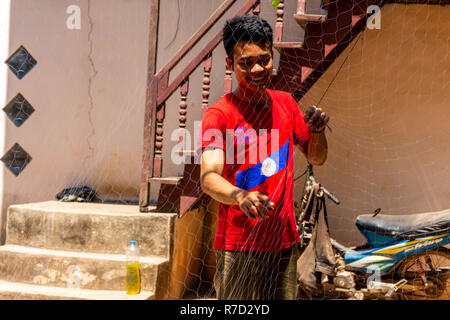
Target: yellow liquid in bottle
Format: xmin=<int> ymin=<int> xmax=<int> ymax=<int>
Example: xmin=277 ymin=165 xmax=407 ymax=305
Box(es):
xmin=126 ymin=262 xmax=141 ymax=295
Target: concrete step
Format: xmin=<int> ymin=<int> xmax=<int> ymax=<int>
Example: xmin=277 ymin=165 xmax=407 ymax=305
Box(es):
xmin=293 ymin=13 xmax=327 ymax=29
xmin=273 ymin=41 xmax=304 ymax=52
xmin=0 ymin=245 xmax=167 ymax=292
xmin=0 ymin=280 xmax=153 ymax=300
xmin=6 ymin=201 xmax=176 ymax=258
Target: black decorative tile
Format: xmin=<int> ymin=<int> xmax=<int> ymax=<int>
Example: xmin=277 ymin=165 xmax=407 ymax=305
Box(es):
xmin=5 ymin=46 xmax=37 ymax=79
xmin=3 ymin=93 xmax=35 ymax=127
xmin=1 ymin=143 xmax=32 ymax=176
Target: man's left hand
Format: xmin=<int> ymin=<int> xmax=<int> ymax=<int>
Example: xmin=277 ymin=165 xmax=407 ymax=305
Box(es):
xmin=303 ymin=106 xmax=330 ymax=133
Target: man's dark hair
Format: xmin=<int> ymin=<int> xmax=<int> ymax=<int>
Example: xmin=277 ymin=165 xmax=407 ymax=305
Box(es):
xmin=223 ymin=15 xmax=273 ymax=60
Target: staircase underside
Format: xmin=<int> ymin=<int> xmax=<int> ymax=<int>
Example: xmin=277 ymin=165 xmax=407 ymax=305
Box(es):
xmin=271 ymin=0 xmax=382 ymax=100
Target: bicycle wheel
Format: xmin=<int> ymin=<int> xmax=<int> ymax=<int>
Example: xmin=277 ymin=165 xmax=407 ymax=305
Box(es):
xmin=396 ymin=247 xmax=450 ymax=300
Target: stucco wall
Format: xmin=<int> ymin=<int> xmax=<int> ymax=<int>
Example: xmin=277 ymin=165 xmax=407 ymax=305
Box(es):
xmin=1 ymin=0 xmax=152 ymax=243
xmin=296 ymin=3 xmax=450 ymax=245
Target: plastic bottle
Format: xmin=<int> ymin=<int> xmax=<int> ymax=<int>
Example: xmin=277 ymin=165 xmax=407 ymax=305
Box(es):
xmin=126 ymin=240 xmax=141 ymax=294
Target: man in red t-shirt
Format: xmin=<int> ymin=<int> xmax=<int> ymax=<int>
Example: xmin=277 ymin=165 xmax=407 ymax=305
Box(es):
xmin=198 ymin=15 xmax=330 ymax=300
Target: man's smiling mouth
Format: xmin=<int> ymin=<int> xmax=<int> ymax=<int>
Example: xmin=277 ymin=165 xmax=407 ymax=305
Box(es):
xmin=248 ymin=76 xmax=267 ymax=83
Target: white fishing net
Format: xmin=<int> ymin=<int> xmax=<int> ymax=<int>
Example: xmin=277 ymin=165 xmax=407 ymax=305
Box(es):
xmin=1 ymin=0 xmax=448 ymax=301
xmin=163 ymin=0 xmax=450 ymax=300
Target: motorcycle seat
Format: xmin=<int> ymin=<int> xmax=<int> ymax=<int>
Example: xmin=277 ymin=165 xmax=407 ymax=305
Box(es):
xmin=356 ymin=209 xmax=450 ymax=238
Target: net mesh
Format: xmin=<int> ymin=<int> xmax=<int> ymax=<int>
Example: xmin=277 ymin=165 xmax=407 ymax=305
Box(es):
xmin=162 ymin=0 xmax=450 ymax=300
xmin=1 ymin=0 xmax=449 ymax=301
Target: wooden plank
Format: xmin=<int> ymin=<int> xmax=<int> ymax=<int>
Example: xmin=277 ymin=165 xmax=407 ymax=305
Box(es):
xmin=273 ymin=41 xmax=304 ymax=50
xmin=167 ymin=207 xmax=205 ymax=299
xmin=149 ymin=177 xmax=183 ymax=185
xmin=293 ymin=13 xmax=326 ymax=29
xmin=139 ymin=0 xmax=160 ymax=211
xmin=297 ymin=0 xmax=306 ymax=14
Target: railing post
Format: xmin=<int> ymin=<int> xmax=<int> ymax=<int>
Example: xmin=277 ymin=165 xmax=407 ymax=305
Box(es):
xmin=202 ymin=53 xmax=212 ymax=115
xmin=139 ymin=0 xmax=160 ymax=211
xmin=178 ymin=79 xmax=189 ymax=157
xmin=252 ymin=0 xmax=261 ymax=16
xmin=275 ymin=0 xmax=285 ymax=42
xmin=224 ymin=64 xmax=233 ymax=94
xmin=297 ymin=0 xmax=306 ymax=15
xmin=153 ymin=103 xmax=165 ymax=177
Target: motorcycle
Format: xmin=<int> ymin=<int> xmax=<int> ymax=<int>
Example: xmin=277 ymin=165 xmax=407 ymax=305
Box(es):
xmin=295 ymin=164 xmax=450 ymax=300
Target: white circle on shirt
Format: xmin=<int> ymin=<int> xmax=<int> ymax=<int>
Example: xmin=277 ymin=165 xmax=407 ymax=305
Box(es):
xmin=261 ymin=158 xmax=277 ymax=177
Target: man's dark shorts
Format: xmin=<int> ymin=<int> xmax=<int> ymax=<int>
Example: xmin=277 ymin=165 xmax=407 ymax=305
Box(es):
xmin=214 ymin=243 xmax=302 ymax=300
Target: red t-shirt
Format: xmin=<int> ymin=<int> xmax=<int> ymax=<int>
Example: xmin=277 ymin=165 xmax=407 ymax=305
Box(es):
xmin=198 ymin=89 xmax=312 ymax=252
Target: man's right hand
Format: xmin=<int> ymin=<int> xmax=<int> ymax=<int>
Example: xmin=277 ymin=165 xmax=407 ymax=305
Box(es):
xmin=200 ymin=148 xmax=274 ymax=219
xmin=235 ymin=190 xmax=275 ymax=220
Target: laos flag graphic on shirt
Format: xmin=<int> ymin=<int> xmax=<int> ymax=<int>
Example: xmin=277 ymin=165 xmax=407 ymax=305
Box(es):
xmin=235 ymin=137 xmax=289 ymax=191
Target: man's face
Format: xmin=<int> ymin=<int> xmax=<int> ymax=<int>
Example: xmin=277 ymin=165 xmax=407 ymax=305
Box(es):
xmin=227 ymin=41 xmax=273 ymax=94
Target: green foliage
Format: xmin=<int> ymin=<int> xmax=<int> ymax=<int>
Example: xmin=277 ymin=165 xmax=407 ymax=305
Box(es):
xmin=272 ymin=0 xmax=281 ymax=10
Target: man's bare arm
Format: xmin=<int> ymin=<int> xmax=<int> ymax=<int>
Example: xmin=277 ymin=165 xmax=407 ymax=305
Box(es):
xmin=200 ymin=148 xmax=274 ymax=219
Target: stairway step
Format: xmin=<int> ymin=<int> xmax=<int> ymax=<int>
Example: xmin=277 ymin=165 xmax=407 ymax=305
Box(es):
xmin=273 ymin=42 xmax=304 ymax=52
xmin=0 ymin=245 xmax=167 ymax=292
xmin=293 ymin=13 xmax=326 ymax=29
xmin=148 ymin=177 xmax=183 ymax=185
xmin=0 ymin=280 xmax=153 ymax=300
xmin=6 ymin=201 xmax=176 ymax=258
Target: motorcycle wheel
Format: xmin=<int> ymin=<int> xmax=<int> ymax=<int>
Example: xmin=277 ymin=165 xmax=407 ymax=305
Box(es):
xmin=396 ymin=247 xmax=450 ymax=300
